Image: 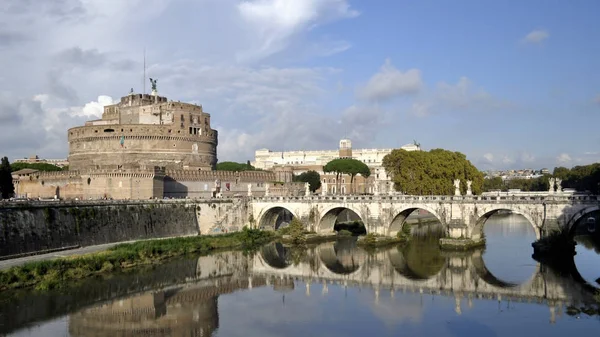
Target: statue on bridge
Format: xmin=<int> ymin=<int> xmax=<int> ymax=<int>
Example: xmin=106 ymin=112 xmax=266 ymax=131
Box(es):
xmin=247 ymin=183 xmax=252 ymax=197
xmin=466 ymin=180 xmax=473 ymax=196
xmin=454 ymin=179 xmax=461 ymax=196
xmin=555 ymin=178 xmax=562 ymax=193
xmin=549 ymin=178 xmax=556 ymax=193
xmin=265 ymin=183 xmax=270 ymax=197
xmin=321 ymin=182 xmax=328 ymax=196
xmin=304 ymin=182 xmax=310 ymax=196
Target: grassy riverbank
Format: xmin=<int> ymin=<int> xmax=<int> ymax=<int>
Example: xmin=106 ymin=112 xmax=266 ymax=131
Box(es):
xmin=0 ymin=228 xmax=274 ymax=292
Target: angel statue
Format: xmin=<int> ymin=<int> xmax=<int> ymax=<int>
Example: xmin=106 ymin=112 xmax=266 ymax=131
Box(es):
xmin=149 ymin=78 xmax=157 ymax=91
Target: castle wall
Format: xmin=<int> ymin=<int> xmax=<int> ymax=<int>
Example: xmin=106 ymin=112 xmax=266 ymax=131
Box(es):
xmin=164 ymin=170 xmax=276 ymax=198
xmin=68 ymin=124 xmax=217 ymax=171
xmin=0 ymin=201 xmax=200 ymax=257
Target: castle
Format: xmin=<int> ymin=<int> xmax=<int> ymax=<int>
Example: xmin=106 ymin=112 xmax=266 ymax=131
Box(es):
xmin=13 ymin=83 xmax=298 ymax=200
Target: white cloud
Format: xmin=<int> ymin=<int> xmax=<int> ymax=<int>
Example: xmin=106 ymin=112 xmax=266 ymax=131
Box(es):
xmin=79 ymin=96 xmax=115 ymax=118
xmin=556 ymin=153 xmax=572 ymax=164
xmin=519 ymin=152 xmax=535 ymax=163
xmin=357 ymin=59 xmax=422 ymax=102
xmin=436 ymin=77 xmax=500 ymax=110
xmin=502 ymin=156 xmax=515 ymax=165
xmin=237 ymin=0 xmax=358 ymax=61
xmin=522 ymin=29 xmax=549 ymax=44
xmin=483 ymin=153 xmax=494 ymax=163
xmin=410 ymin=102 xmax=431 ymax=117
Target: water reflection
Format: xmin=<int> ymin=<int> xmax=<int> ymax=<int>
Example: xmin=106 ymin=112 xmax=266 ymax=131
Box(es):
xmin=574 ymin=234 xmax=600 ymax=288
xmin=482 ymin=213 xmax=538 ymax=285
xmin=3 ymin=237 xmax=600 ymax=337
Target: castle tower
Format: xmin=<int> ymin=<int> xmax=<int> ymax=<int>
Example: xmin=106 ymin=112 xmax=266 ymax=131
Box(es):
xmin=339 ymin=139 xmax=352 ymax=159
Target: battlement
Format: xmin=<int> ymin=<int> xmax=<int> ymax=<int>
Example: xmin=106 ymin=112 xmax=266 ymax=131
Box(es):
xmin=68 ymin=124 xmax=218 ymax=142
xmin=165 ymin=169 xmax=275 ymax=182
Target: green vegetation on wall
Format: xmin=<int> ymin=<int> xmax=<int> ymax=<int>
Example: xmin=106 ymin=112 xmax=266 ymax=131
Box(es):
xmin=10 ymin=162 xmax=64 ymax=172
xmin=215 ymin=161 xmax=258 ymax=172
xmin=382 ymin=148 xmax=483 ymax=195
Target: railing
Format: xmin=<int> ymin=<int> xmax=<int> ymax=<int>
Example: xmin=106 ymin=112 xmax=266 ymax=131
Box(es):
xmin=0 ymin=197 xmax=235 ymax=208
xmin=251 ymin=194 xmax=599 ymax=203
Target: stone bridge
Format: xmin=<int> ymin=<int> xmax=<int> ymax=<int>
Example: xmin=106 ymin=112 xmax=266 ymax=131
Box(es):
xmin=251 ymin=194 xmax=600 ymax=244
xmin=252 ymin=242 xmax=597 ymax=316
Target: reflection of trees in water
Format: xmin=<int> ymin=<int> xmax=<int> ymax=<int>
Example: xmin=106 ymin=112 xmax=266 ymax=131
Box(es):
xmin=400 ymin=235 xmax=445 ymax=279
xmin=319 ymin=239 xmax=367 ymax=275
xmin=575 ymin=235 xmax=600 ymax=254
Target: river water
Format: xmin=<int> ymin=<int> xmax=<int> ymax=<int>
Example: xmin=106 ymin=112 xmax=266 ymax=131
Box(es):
xmin=2 ymin=213 xmax=599 ymax=336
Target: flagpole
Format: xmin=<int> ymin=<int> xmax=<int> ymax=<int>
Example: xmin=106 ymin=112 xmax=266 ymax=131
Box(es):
xmin=143 ymin=48 xmax=146 ymax=94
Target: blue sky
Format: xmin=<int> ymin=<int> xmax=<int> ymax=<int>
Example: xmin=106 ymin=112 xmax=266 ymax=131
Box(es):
xmin=0 ymin=0 xmax=599 ymax=170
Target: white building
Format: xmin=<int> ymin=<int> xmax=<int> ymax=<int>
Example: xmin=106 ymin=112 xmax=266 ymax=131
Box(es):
xmin=252 ymin=139 xmax=420 ymax=182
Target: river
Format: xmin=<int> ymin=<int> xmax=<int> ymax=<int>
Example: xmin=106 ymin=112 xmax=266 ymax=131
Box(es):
xmin=2 ymin=213 xmax=599 ymax=336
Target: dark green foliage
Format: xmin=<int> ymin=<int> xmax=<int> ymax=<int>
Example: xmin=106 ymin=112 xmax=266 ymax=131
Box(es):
xmin=0 ymin=157 xmax=15 ymax=199
xmin=285 ymin=218 xmax=307 ymax=245
xmin=10 ymin=162 xmax=63 ymax=172
xmin=382 ymin=148 xmax=483 ymax=195
xmin=0 ymin=230 xmax=274 ymax=291
xmin=324 ymin=158 xmax=371 ymax=194
xmin=553 ymin=164 xmax=600 ymax=194
xmin=293 ymin=170 xmax=321 ymax=192
xmin=334 ymin=220 xmax=366 ymax=236
xmin=215 ymin=161 xmax=257 ymax=172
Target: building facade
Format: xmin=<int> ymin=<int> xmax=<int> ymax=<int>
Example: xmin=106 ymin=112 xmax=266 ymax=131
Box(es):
xmin=252 ymin=139 xmax=420 ymax=194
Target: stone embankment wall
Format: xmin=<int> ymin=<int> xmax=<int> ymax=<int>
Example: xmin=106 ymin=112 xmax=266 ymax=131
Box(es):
xmin=0 ymin=199 xmax=250 ymax=258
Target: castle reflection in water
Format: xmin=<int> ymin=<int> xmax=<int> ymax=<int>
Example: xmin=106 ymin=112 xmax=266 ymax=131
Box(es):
xmin=57 ymin=236 xmax=598 ymax=337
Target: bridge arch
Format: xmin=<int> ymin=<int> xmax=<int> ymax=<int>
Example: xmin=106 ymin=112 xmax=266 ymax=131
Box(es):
xmin=318 ymin=205 xmax=366 ymax=234
xmin=565 ymin=205 xmax=599 ymax=237
xmin=388 ymin=206 xmax=444 ymax=237
xmin=473 ymin=208 xmax=541 ymax=241
xmin=257 ymin=206 xmax=299 ymax=230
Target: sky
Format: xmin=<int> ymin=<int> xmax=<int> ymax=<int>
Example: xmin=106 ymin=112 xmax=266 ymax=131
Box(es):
xmin=0 ymin=0 xmax=599 ymax=171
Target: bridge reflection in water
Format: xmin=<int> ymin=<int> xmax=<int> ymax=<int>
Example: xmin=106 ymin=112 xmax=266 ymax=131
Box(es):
xmin=51 ymin=240 xmax=595 ymax=336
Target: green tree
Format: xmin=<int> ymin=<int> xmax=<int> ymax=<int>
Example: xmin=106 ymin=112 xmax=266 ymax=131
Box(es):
xmin=293 ymin=170 xmax=321 ymax=192
xmin=0 ymin=157 xmax=15 ymax=199
xmin=10 ymin=162 xmax=63 ymax=172
xmin=215 ymin=161 xmax=256 ymax=172
xmin=324 ymin=158 xmax=371 ymax=194
xmin=382 ymin=148 xmax=484 ymax=195
xmin=483 ymin=177 xmax=505 ymax=191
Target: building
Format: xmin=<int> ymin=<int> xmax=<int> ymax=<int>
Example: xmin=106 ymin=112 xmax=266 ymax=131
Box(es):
xmin=14 ymin=84 xmax=301 ymax=200
xmin=252 ymin=139 xmax=420 ymax=194
xmin=68 ymin=90 xmax=218 ymax=171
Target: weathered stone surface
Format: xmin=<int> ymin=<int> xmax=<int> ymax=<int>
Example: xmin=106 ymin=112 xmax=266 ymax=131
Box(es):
xmin=0 ymin=199 xmax=250 ymax=257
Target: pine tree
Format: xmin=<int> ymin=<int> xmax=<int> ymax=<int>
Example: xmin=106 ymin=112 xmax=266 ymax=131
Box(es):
xmin=0 ymin=156 xmax=15 ymax=199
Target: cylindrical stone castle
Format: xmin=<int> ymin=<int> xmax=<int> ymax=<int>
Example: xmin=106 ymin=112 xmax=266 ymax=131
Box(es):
xmin=68 ymin=91 xmax=218 ymax=171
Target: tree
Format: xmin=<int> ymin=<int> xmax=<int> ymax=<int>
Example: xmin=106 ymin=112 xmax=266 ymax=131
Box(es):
xmin=324 ymin=158 xmax=371 ymax=194
xmin=215 ymin=161 xmax=256 ymax=172
xmin=0 ymin=157 xmax=15 ymax=199
xmin=382 ymin=148 xmax=484 ymax=195
xmin=293 ymin=170 xmax=321 ymax=192
xmin=10 ymin=162 xmax=63 ymax=172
